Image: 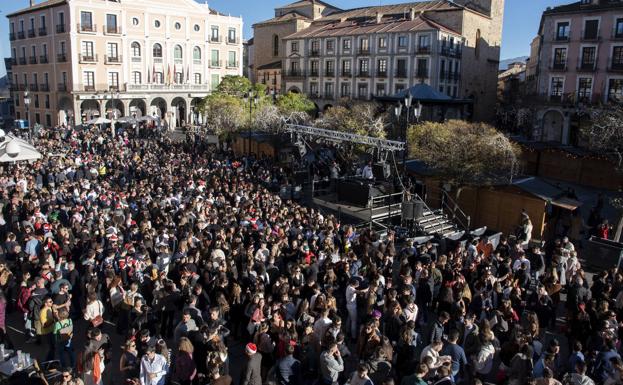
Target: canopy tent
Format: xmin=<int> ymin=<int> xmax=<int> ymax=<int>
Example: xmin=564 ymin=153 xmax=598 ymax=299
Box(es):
xmin=139 ymin=115 xmax=161 ymax=122
xmin=86 ymin=117 xmax=112 ymax=125
xmin=0 ymin=135 xmax=42 ymax=162
xmin=117 ymin=116 xmax=138 ymax=124
xmin=376 ymin=83 xmax=473 ymax=105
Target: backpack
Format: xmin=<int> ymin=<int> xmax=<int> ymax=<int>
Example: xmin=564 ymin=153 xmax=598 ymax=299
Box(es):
xmin=16 ymin=286 xmax=32 ymax=314
xmin=27 ymin=294 xmax=43 ymax=320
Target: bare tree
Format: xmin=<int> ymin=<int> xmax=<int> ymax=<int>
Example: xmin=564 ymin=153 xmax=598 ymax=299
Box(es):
xmin=584 ymin=104 xmax=623 ymax=167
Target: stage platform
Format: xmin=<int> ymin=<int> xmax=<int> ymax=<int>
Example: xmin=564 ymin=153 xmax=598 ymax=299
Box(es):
xmin=313 ymin=193 xmax=403 ymax=222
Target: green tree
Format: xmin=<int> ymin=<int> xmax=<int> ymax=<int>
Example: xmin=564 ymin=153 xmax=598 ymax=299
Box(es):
xmin=407 ymin=120 xmax=521 ymax=188
xmin=215 ymin=75 xmax=252 ymax=97
xmin=276 ymin=92 xmax=317 ymax=116
xmin=199 ymin=93 xmax=245 ymax=136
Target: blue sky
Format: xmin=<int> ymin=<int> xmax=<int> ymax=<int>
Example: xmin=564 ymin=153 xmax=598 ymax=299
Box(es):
xmin=0 ymin=0 xmax=571 ymax=77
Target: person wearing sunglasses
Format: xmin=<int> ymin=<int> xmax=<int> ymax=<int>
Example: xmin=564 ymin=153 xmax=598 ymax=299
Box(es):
xmin=54 ymin=368 xmax=84 ymax=385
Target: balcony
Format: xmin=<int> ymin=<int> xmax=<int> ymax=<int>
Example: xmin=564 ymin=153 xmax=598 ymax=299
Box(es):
xmin=324 ymin=92 xmax=334 ymax=99
xmin=57 ymin=53 xmax=67 ymax=62
xmin=83 ymin=85 xmax=95 ymax=92
xmin=77 ymin=23 xmax=97 ymax=33
xmin=38 ymin=27 xmax=47 ymax=36
xmin=226 ymin=61 xmax=239 ymax=68
xmin=105 ymin=55 xmax=122 ymax=64
xmin=79 ymin=54 xmax=98 ymax=63
xmin=284 ymin=70 xmax=305 ymax=79
xmin=376 ymin=70 xmax=388 ymax=78
xmin=417 ymin=45 xmax=431 ymax=54
xmin=394 ymin=70 xmax=408 ymax=79
xmin=132 ymin=56 xmax=142 ymax=63
xmin=29 ymin=84 xmax=39 ymax=92
xmin=581 ymin=29 xmax=600 ymax=41
xmin=56 ymin=24 xmax=66 ymax=33
xmin=614 ymin=28 xmax=623 ymax=39
xmin=154 ymin=57 xmax=163 ymax=63
xmin=416 ymin=69 xmax=429 ymax=79
xmin=441 ymin=47 xmax=462 ymax=58
xmin=441 ymin=71 xmax=460 ymax=82
xmin=309 ymin=49 xmax=320 ymax=57
xmin=357 ymin=48 xmax=370 ymax=55
xmin=577 ymin=60 xmax=596 ymax=72
xmin=554 ymin=34 xmax=569 ymax=42
xmin=309 ymin=69 xmax=319 ymax=77
xmin=340 ymin=70 xmax=352 ymax=77
xmin=550 ymin=61 xmax=567 ymax=71
xmin=608 ymin=60 xmax=623 ymax=72
xmin=209 ymin=60 xmax=222 ymax=68
xmin=29 ymin=56 xmax=37 ymax=65
xmin=324 ymin=70 xmax=335 ymax=77
xmin=17 ymin=31 xmax=25 ymax=39
xmin=309 ymin=93 xmax=321 ymax=99
xmin=18 ymin=57 xmax=26 ymax=65
xmin=39 ymin=55 xmax=48 ymax=64
xmin=104 ymin=25 xmax=121 ymax=35
xmin=9 ymin=58 xmax=17 ymax=66
xmin=227 ymin=37 xmax=240 ymax=45
xmin=39 ymin=83 xmax=50 ymax=92
xmin=9 ymin=32 xmax=16 ymax=41
xmin=357 ymin=70 xmax=370 ymax=77
xmin=28 ymin=29 xmax=35 ymax=38
xmin=210 ymin=36 xmax=222 ymax=43
xmin=127 ymin=83 xmax=211 ymax=92
xmin=57 ymin=83 xmax=68 ymax=92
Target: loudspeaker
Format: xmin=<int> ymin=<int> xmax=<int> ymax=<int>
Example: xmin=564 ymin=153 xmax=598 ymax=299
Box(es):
xmin=402 ymin=202 xmax=415 ymax=220
xmin=413 ymin=201 xmax=424 ymax=219
xmin=373 ymin=162 xmax=391 ymax=181
xmin=337 ymin=180 xmax=370 ymax=206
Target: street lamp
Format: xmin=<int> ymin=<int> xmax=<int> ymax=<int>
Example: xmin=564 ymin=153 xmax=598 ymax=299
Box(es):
xmin=23 ymin=91 xmax=31 ymax=141
xmin=244 ymin=90 xmax=259 ymax=159
xmin=393 ymin=93 xmax=423 ymax=174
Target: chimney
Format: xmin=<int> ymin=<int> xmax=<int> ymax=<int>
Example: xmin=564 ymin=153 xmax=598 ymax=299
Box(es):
xmin=409 ymin=8 xmax=416 ymax=21
xmin=376 ymin=11 xmax=383 ymax=24
xmin=30 ymin=0 xmax=35 ymax=7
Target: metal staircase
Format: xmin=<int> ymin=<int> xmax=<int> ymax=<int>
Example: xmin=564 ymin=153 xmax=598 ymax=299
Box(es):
xmin=409 ymin=189 xmax=471 ymax=239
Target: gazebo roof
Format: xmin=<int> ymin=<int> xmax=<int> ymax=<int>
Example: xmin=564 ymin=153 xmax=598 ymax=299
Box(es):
xmin=377 ymin=83 xmax=472 ymax=104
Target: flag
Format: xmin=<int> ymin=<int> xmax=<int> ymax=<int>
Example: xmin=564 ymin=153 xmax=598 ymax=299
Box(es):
xmin=147 ymin=68 xmax=151 ymax=84
xmin=173 ymin=64 xmax=177 ymax=84
xmin=167 ymin=65 xmax=171 ymax=85
xmin=180 ymin=66 xmax=183 ymax=85
xmin=186 ymin=65 xmax=190 ymax=83
xmin=152 ymin=64 xmax=156 ymax=83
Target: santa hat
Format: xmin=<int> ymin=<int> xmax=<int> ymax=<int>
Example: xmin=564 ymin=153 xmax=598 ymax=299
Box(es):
xmin=245 ymin=343 xmax=257 ymax=355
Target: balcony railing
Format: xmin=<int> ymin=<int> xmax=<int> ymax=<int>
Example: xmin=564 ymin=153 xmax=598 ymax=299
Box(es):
xmin=154 ymin=57 xmax=163 ymax=63
xmin=226 ymin=61 xmax=239 ymax=68
xmin=132 ymin=56 xmax=142 ymax=63
xmin=324 ymin=93 xmax=334 ymax=99
xmin=209 ymin=60 xmax=222 ymax=68
xmin=29 ymin=56 xmax=37 ymax=64
xmin=581 ymin=29 xmax=600 ymax=41
xmin=376 ymin=70 xmax=387 ymax=78
xmin=28 ymin=29 xmax=35 ymax=38
xmin=29 ymin=84 xmax=39 ymax=91
xmin=417 ymin=45 xmax=431 ymax=54
xmin=614 ymin=28 xmax=623 ymax=39
xmin=105 ymin=55 xmax=122 ymax=64
xmin=39 ymin=83 xmax=49 ymax=92
xmin=57 ymin=53 xmax=67 ymax=62
xmin=19 ymin=57 xmax=26 ymax=65
xmin=284 ymin=70 xmax=305 ymax=79
xmin=104 ymin=25 xmax=121 ymax=35
xmin=39 ymin=55 xmax=48 ymax=64
xmin=56 ymin=24 xmax=66 ymax=33
xmin=309 ymin=49 xmax=320 ymax=57
xmin=441 ymin=47 xmax=462 ymax=58
xmin=309 ymin=69 xmax=319 ymax=77
xmin=210 ymin=36 xmax=222 ymax=43
xmin=9 ymin=32 xmax=16 ymax=41
xmin=340 ymin=70 xmax=352 ymax=77
xmin=9 ymin=58 xmax=17 ymax=66
xmin=357 ymin=47 xmax=371 ymax=55
xmin=416 ymin=69 xmax=429 ymax=78
xmin=550 ymin=61 xmax=567 ymax=71
xmin=38 ymin=27 xmax=47 ymax=36
xmin=17 ymin=31 xmax=25 ymax=39
xmin=83 ymin=85 xmax=95 ymax=91
xmin=441 ymin=71 xmax=460 ymax=81
xmin=577 ymin=60 xmax=596 ymax=72
xmin=357 ymin=70 xmax=370 ymax=77
xmin=554 ymin=34 xmax=569 ymax=42
xmin=394 ymin=70 xmax=407 ymax=78
xmin=608 ymin=60 xmax=623 ymax=72
xmin=78 ymin=23 xmax=96 ymax=33
xmin=324 ymin=70 xmax=335 ymax=77
xmin=227 ymin=37 xmax=240 ymax=45
xmin=127 ymin=83 xmax=211 ymax=91
xmin=57 ymin=83 xmax=68 ymax=92
xmin=79 ymin=54 xmax=98 ymax=63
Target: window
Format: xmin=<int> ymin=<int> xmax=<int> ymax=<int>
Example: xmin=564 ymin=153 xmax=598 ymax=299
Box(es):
xmin=193 ymin=46 xmax=201 ymax=62
xmin=154 ymin=20 xmax=161 ymax=28
xmin=398 ymin=36 xmax=407 ymax=48
xmin=326 ymin=40 xmax=335 ymax=52
xmin=341 ymin=60 xmax=351 ymax=76
xmin=324 ymin=83 xmax=334 ymax=98
xmin=291 ymin=42 xmax=299 ymax=53
xmin=58 ymin=12 xmax=64 ymax=28
xmin=440 ymin=59 xmax=446 ymax=79
xmin=584 ymin=19 xmax=599 ymax=39
xmin=108 ymin=72 xmax=119 ymax=89
xmin=578 ymin=77 xmax=592 ymax=99
xmin=377 ymin=58 xmax=387 ymax=75
xmin=310 ymin=83 xmax=319 ymax=96
xmin=376 ymin=83 xmax=386 ymax=96
xmin=378 ymin=37 xmax=387 ymax=49
xmin=80 ymin=11 xmax=93 ymax=30
xmin=44 ymin=73 xmax=48 ymax=86
xmin=132 ymin=42 xmax=141 ymax=57
xmin=194 ymin=73 xmax=201 ymax=84
xmin=475 ymin=29 xmax=481 ymax=58
xmin=211 ymin=50 xmax=219 ymax=66
xmin=60 ymin=41 xmax=66 ymax=55
xmin=174 ymin=45 xmax=183 ymax=62
xmin=228 ymin=51 xmax=236 ymax=67
xmin=10 ymin=22 xmax=14 ymax=34
xmin=19 ymin=20 xmax=24 ymax=32
xmin=581 ymin=46 xmax=596 ymax=67
xmin=107 ymin=42 xmax=118 ymax=59
xmin=153 ymin=43 xmax=162 ymax=57
xmin=211 ymin=26 xmax=219 ymax=40
xmin=340 ymin=83 xmax=350 ymax=97
xmin=45 ymin=114 xmax=51 ymax=127
xmin=40 ymin=15 xmax=46 ymax=28
xmin=132 ymin=17 xmax=139 ymax=26
xmin=358 ymin=83 xmax=368 ymax=99
xmin=553 ymin=48 xmax=567 ymax=68
xmin=83 ymin=71 xmax=94 ymax=87
xmin=418 ymin=35 xmax=430 ymax=49
xmin=311 ymin=40 xmax=320 ymax=54
xmin=228 ymin=28 xmax=236 ymax=43
xmin=155 ymin=72 xmax=163 ymax=84
xmin=325 ymin=60 xmax=335 ymax=76
xmin=175 ymin=22 xmax=181 ymax=30
xmin=359 ymin=59 xmax=369 ymax=75
xmin=106 ymin=14 xmax=118 ymax=33
xmin=194 ymin=24 xmax=200 ymax=32
xmin=211 ymin=74 xmax=220 ymax=89
xmin=417 ymin=58 xmax=428 ymax=77
xmin=395 ymin=84 xmax=405 ymax=93
xmin=608 ymin=79 xmax=623 ymax=101
xmin=310 ymin=61 xmax=319 ymax=76
xmin=556 ymin=22 xmax=570 ymax=40
xmin=174 ymin=72 xmax=183 ymax=83
xmin=132 ymin=71 xmax=141 ymax=84
xmin=81 ymin=41 xmax=94 ymax=58
xmin=616 ymin=18 xmax=623 ymax=38
xmin=343 ymin=39 xmax=351 ymax=50
xmin=359 ymin=37 xmax=369 ymax=52
xmin=613 ymin=46 xmax=623 ymax=68
xmin=550 ymin=77 xmax=564 ymax=97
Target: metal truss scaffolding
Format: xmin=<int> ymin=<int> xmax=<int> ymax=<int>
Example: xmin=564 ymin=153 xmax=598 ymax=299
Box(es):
xmin=285 ymin=124 xmax=406 ymax=152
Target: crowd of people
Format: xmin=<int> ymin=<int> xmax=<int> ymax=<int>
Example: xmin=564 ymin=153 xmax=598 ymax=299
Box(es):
xmin=0 ymin=123 xmax=619 ymax=385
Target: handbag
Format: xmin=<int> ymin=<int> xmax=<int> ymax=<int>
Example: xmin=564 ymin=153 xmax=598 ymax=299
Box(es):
xmin=91 ymin=302 xmax=104 ymax=328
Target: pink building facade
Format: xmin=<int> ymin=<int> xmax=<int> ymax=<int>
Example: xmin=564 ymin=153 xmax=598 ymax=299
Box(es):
xmin=530 ymin=0 xmax=623 ymax=144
